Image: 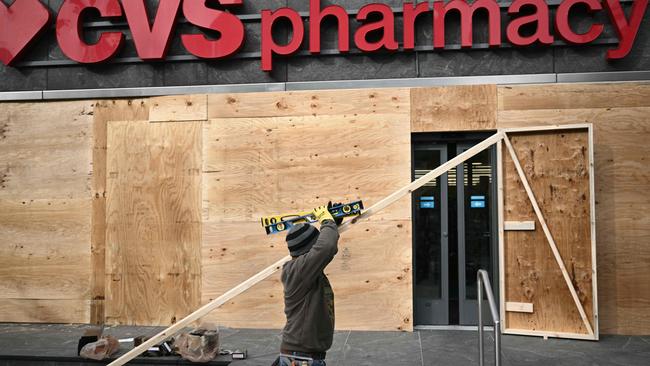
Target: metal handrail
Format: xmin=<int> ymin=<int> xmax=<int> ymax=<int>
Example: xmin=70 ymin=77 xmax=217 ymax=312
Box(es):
xmin=478 ymin=269 xmax=501 ymax=366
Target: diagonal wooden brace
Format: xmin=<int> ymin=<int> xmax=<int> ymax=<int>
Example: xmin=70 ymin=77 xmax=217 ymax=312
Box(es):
xmin=108 ymin=131 xmax=505 ymax=366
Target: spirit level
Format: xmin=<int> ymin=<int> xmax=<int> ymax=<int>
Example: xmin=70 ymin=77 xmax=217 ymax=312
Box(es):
xmin=261 ymin=201 xmax=364 ymax=235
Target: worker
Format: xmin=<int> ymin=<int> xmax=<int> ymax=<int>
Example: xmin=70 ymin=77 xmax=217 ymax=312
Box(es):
xmin=272 ymin=202 xmax=342 ymax=366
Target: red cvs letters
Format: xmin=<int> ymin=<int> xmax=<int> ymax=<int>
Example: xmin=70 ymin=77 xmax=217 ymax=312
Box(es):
xmin=0 ymin=0 xmax=648 ymax=70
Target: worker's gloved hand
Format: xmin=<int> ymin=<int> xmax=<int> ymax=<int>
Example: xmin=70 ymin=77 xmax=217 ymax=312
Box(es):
xmin=328 ymin=201 xmax=343 ymax=226
xmin=313 ymin=205 xmax=334 ymax=224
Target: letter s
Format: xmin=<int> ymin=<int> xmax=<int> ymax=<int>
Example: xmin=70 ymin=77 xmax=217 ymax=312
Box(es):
xmin=182 ymin=0 xmax=245 ymax=59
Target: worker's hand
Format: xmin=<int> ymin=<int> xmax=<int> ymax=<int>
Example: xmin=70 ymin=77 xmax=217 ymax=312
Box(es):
xmin=313 ymin=205 xmax=334 ymax=224
xmin=328 ymin=201 xmax=344 ymax=226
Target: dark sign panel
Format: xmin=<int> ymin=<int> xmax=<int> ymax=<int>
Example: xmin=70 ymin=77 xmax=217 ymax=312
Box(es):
xmin=1 ymin=0 xmax=647 ymax=69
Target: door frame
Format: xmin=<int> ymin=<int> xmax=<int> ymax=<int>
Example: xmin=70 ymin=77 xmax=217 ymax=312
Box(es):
xmin=412 ymin=144 xmax=449 ymax=325
xmin=456 ymin=143 xmax=499 ymax=325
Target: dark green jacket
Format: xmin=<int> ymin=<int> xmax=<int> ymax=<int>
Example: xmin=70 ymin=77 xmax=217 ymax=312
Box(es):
xmin=280 ymin=220 xmax=339 ymax=353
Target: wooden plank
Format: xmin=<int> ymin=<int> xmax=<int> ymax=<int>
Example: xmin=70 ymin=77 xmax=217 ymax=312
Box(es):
xmin=506 ymin=302 xmax=534 ymax=313
xmin=497 ymin=106 xmax=650 ymax=335
xmin=504 ymin=133 xmax=594 ymax=337
xmin=411 ymin=85 xmax=497 ymax=132
xmin=504 ymin=328 xmax=598 ymax=341
xmin=588 ymin=125 xmax=599 ymax=339
xmin=208 ymin=89 xmax=410 ymax=118
xmin=497 ymin=139 xmax=506 ymax=332
xmin=203 ymin=114 xmax=412 ymax=222
xmin=105 ymin=120 xmax=202 ymax=326
xmin=504 ymin=221 xmax=535 ymax=231
xmin=498 ymin=82 xmax=650 ymax=111
xmin=497 ymin=106 xmax=650 ymax=131
xmin=149 ymin=95 xmax=207 ymax=122
xmin=91 ymin=99 xmax=150 ymax=323
xmin=0 ymin=299 xmax=90 ymax=323
xmin=108 ymin=132 xmax=504 ymax=366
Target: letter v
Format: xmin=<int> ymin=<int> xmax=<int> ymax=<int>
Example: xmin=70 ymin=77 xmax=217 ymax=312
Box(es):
xmin=122 ymin=0 xmax=181 ymax=60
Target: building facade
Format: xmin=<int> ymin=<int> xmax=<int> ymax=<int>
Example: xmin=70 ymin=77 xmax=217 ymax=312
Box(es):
xmin=0 ymin=0 xmax=648 ymax=338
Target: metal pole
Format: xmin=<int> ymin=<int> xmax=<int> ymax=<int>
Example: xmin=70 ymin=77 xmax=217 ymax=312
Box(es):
xmin=495 ymin=320 xmax=501 ymax=366
xmin=477 ymin=269 xmax=501 ymax=366
xmin=478 ymin=272 xmax=484 ymax=366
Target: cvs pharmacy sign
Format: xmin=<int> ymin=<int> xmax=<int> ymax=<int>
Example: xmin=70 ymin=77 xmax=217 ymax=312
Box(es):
xmin=0 ymin=0 xmax=647 ymax=70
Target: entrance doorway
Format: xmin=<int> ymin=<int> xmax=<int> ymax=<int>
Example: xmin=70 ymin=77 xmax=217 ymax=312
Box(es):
xmin=412 ymin=133 xmax=499 ymax=326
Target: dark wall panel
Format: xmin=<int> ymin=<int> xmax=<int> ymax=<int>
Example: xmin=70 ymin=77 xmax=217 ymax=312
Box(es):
xmin=555 ymin=12 xmax=650 ymax=73
xmin=164 ymin=60 xmax=287 ymax=86
xmin=418 ymin=48 xmax=554 ymax=77
xmin=0 ymin=67 xmax=47 ymax=92
xmin=288 ymin=53 xmax=416 ymax=81
xmin=47 ymin=64 xmax=164 ymax=90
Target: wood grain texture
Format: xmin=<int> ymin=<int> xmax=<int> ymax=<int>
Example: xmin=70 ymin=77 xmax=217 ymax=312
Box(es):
xmin=105 ymin=121 xmax=202 ymax=326
xmin=411 ymin=85 xmax=497 ymax=132
xmin=498 ymin=87 xmax=650 ymax=335
xmin=0 ymin=199 xmax=91 ymax=300
xmin=203 ymin=114 xmax=411 ymax=222
xmin=201 ymin=220 xmax=412 ymax=331
xmin=498 ymin=82 xmax=650 ymax=111
xmin=0 ymin=101 xmax=94 ymax=199
xmin=208 ymin=89 xmax=410 ymax=118
xmin=202 ymin=112 xmax=412 ymax=330
xmin=502 ymin=130 xmax=594 ymax=335
xmin=0 ymin=299 xmax=91 ymax=323
xmin=91 ymin=99 xmax=150 ymax=323
xmin=150 ymin=95 xmax=208 ymax=122
xmin=0 ymin=101 xmax=93 ymax=324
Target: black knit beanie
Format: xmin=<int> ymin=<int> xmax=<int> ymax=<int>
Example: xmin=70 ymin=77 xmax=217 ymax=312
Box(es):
xmin=286 ymin=223 xmax=319 ymax=257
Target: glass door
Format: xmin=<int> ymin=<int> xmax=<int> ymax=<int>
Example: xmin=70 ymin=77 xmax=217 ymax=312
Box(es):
xmin=412 ymin=135 xmax=498 ymax=327
xmin=457 ymin=144 xmax=498 ymax=325
xmin=413 ymin=146 xmax=448 ymax=325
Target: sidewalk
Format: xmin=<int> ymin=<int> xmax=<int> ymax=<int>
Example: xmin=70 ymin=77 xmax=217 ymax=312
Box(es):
xmin=0 ymin=324 xmax=647 ymax=365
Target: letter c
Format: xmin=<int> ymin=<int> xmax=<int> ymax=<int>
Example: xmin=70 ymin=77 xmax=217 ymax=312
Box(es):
xmin=56 ymin=0 xmax=124 ymax=63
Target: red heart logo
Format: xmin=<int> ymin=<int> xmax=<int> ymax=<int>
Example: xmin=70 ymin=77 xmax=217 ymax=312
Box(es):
xmin=0 ymin=0 xmax=51 ymax=66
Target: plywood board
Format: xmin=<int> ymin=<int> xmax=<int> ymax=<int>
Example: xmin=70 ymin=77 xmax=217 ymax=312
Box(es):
xmin=0 ymin=101 xmax=94 ymax=199
xmin=208 ymin=89 xmax=410 ymax=118
xmin=497 ymin=96 xmax=650 ymax=335
xmin=498 ymin=82 xmax=650 ymax=111
xmin=105 ymin=120 xmax=202 ymax=326
xmin=149 ymin=95 xmax=208 ymax=122
xmin=202 ymin=111 xmax=412 ymax=330
xmin=502 ymin=129 xmax=595 ymax=335
xmin=411 ymin=85 xmax=497 ymax=132
xmin=201 ymin=220 xmax=412 ymax=331
xmin=92 ymin=99 xmax=150 ymax=323
xmin=0 ymin=100 xmax=93 ymax=324
xmin=203 ymin=114 xmax=412 ymax=222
